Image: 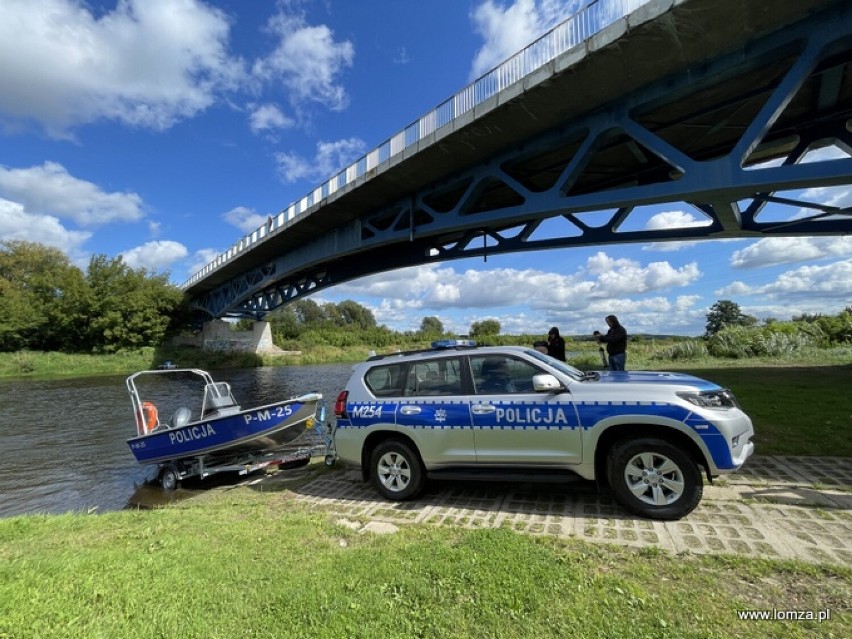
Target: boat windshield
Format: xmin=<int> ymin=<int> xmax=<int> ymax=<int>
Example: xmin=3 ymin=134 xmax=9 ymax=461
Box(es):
xmin=202 ymin=382 xmax=240 ymax=417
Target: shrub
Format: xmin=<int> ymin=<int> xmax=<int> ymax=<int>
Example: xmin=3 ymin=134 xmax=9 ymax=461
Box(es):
xmin=652 ymin=340 xmax=708 ymax=361
xmin=706 ymin=325 xmax=818 ymax=358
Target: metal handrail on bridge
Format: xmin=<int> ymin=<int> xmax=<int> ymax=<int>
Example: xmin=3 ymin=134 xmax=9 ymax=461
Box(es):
xmin=180 ymin=0 xmax=649 ymax=289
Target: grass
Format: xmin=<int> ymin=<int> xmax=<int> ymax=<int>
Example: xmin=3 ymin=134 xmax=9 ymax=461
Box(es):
xmin=0 ymin=345 xmax=383 ymax=379
xmin=1 ymin=490 xmax=849 ymax=639
xmin=665 ymin=365 xmax=852 ymax=457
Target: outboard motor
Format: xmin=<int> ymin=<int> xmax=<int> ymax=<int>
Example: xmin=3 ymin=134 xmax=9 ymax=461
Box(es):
xmin=170 ymin=407 xmax=192 ymax=428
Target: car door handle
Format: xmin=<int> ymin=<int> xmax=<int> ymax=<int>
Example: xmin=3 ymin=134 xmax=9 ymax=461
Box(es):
xmin=471 ymin=404 xmax=496 ymax=414
xmin=400 ymin=406 xmax=422 ymax=415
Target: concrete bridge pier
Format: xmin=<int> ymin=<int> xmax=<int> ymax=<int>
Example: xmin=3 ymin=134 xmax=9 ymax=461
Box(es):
xmin=202 ymin=319 xmax=281 ymax=354
xmin=173 ymin=319 xmax=292 ymax=355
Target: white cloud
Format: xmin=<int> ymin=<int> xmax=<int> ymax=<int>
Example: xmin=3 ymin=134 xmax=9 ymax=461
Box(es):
xmin=469 ymin=0 xmax=584 ymax=79
xmin=248 ymin=103 xmax=295 ymax=133
xmin=717 ymin=259 xmax=852 ymax=308
xmin=586 ymin=251 xmax=701 ymax=296
xmin=758 ymin=260 xmax=852 ymax=298
xmin=275 ymin=137 xmax=366 ymax=183
xmin=644 ymin=209 xmax=710 ymax=230
xmin=337 ymin=252 xmax=703 ymax=330
xmin=252 ymin=8 xmax=354 ymax=112
xmin=731 ymin=236 xmax=852 ymax=268
xmin=120 ymin=240 xmax=188 ymax=272
xmin=186 ymin=248 xmax=222 ymax=280
xmin=223 ymin=206 xmax=268 ymax=233
xmin=0 ymin=161 xmax=144 ymax=226
xmin=0 ymin=0 xmax=242 ymax=137
xmin=715 ymin=281 xmax=753 ymax=297
xmin=0 ymin=197 xmax=91 ymax=255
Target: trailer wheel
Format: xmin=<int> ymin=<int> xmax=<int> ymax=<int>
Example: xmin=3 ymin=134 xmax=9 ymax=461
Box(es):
xmin=324 ymin=455 xmax=336 ymax=467
xmin=160 ymin=464 xmax=181 ymax=491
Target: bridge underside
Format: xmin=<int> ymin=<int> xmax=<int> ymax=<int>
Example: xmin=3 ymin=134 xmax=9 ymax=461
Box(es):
xmin=191 ymin=0 xmax=852 ymax=319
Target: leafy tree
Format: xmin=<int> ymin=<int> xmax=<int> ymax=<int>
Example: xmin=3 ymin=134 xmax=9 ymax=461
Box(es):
xmin=0 ymin=278 xmax=39 ymax=351
xmin=0 ymin=241 xmax=84 ymax=351
xmin=84 ymin=255 xmax=183 ymax=352
xmin=268 ymin=306 xmax=301 ymax=340
xmin=233 ymin=319 xmax=255 ymax=331
xmin=293 ymin=299 xmax=326 ymax=325
xmin=470 ymin=319 xmax=501 ymax=339
xmin=419 ymin=316 xmax=444 ymax=335
xmin=336 ymin=299 xmax=376 ymax=329
xmin=704 ymin=300 xmax=756 ymax=337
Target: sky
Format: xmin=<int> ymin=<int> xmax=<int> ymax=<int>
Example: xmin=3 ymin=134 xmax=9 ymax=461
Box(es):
xmin=1 ymin=0 xmax=850 ymax=338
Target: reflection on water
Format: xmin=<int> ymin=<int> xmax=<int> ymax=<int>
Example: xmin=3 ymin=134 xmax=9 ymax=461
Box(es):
xmin=0 ymin=364 xmax=352 ymax=518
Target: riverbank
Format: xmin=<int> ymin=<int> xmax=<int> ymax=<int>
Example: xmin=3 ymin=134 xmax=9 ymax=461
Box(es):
xmin=2 ymin=341 xmax=851 ymax=380
xmin=0 ymin=344 xmax=389 ymax=379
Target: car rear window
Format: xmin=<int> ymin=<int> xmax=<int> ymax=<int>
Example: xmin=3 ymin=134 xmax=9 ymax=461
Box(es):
xmin=364 ymin=363 xmax=406 ymax=397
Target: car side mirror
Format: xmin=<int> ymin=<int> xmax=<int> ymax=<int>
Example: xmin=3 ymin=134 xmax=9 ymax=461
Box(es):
xmin=532 ymin=374 xmax=563 ymax=393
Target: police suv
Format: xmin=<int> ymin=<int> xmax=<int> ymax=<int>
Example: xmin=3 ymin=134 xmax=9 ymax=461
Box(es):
xmin=332 ymin=341 xmax=754 ymax=520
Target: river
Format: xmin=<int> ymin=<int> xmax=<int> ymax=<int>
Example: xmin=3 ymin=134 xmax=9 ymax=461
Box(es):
xmin=0 ymin=364 xmax=353 ymax=518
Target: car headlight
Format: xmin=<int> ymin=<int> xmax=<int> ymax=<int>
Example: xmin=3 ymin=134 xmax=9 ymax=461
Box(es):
xmin=677 ymin=389 xmax=739 ymax=409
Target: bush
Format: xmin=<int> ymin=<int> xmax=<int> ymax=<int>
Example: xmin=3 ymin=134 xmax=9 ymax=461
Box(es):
xmin=652 ymin=340 xmax=708 ymax=361
xmin=706 ymin=325 xmax=818 ymax=358
xmin=568 ymin=352 xmax=605 ymax=370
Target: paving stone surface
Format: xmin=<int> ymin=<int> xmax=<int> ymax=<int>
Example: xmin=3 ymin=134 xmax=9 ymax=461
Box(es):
xmin=285 ymin=455 xmax=852 ymax=566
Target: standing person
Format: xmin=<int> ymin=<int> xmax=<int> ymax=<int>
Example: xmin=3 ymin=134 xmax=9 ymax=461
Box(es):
xmin=594 ymin=315 xmax=627 ymax=371
xmin=546 ymin=327 xmax=566 ymax=362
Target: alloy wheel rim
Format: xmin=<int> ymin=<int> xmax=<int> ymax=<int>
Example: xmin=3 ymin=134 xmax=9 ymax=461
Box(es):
xmin=623 ymin=452 xmax=685 ymax=506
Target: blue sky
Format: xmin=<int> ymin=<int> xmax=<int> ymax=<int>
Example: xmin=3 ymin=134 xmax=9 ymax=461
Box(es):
xmin=1 ymin=0 xmax=850 ymax=338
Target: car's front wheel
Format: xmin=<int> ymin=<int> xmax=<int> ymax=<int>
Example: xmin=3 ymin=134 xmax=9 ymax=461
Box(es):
xmin=370 ymin=439 xmax=425 ymax=501
xmin=607 ymin=438 xmax=702 ymax=520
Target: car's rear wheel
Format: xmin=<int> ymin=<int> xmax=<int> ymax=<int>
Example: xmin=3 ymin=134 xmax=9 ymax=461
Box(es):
xmin=370 ymin=439 xmax=425 ymax=501
xmin=607 ymin=438 xmax=702 ymax=520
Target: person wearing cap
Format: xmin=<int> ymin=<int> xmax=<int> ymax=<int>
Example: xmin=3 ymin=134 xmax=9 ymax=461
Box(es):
xmin=546 ymin=327 xmax=566 ymax=361
xmin=594 ymin=314 xmax=627 ymax=371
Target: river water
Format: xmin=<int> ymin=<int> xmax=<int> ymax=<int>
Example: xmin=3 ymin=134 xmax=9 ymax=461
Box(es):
xmin=0 ymin=364 xmax=353 ymax=518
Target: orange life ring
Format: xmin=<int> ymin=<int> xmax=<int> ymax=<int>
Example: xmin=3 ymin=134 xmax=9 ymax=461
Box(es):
xmin=136 ymin=401 xmax=159 ymax=434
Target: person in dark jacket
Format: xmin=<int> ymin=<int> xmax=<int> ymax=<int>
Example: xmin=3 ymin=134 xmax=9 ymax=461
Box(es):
xmin=546 ymin=326 xmax=566 ymax=362
xmin=594 ymin=315 xmax=627 ymax=371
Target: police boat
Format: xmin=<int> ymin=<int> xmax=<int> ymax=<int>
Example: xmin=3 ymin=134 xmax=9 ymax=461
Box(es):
xmin=125 ymin=368 xmax=330 ymax=489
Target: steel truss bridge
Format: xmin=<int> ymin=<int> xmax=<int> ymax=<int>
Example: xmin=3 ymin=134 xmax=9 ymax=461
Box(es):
xmin=183 ymin=0 xmax=852 ymax=320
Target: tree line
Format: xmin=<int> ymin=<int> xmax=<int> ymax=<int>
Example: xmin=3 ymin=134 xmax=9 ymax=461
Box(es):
xmin=0 ymin=241 xmax=188 ymax=352
xmin=3 ymin=241 xmax=849 ymax=355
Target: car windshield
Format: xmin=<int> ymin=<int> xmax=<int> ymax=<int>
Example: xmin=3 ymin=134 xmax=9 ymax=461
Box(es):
xmin=524 ymin=348 xmax=586 ymax=381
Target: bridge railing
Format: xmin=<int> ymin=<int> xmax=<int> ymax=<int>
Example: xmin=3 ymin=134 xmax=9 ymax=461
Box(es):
xmin=181 ymin=0 xmax=649 ymax=289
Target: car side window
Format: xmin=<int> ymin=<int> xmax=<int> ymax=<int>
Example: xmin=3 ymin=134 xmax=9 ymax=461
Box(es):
xmin=403 ymin=357 xmax=464 ymax=396
xmin=472 ymin=355 xmax=542 ymax=394
xmin=365 ymin=363 xmax=406 ymax=397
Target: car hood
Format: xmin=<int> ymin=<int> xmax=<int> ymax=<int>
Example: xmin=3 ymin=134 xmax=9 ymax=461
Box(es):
xmin=590 ymin=370 xmax=722 ymax=392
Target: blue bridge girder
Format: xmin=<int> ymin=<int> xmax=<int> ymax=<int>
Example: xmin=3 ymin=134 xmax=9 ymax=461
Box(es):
xmin=187 ymin=0 xmax=852 ymax=320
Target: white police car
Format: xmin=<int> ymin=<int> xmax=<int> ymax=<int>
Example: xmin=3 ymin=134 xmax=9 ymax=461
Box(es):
xmin=332 ymin=341 xmax=754 ymax=520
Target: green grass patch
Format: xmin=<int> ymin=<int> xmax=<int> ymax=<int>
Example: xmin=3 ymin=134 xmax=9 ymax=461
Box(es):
xmin=667 ymin=365 xmax=852 ymax=457
xmin=0 ymin=492 xmax=849 ymax=639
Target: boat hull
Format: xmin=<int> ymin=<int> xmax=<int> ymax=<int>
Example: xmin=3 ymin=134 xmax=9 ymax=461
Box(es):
xmin=127 ymin=398 xmax=319 ymax=465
